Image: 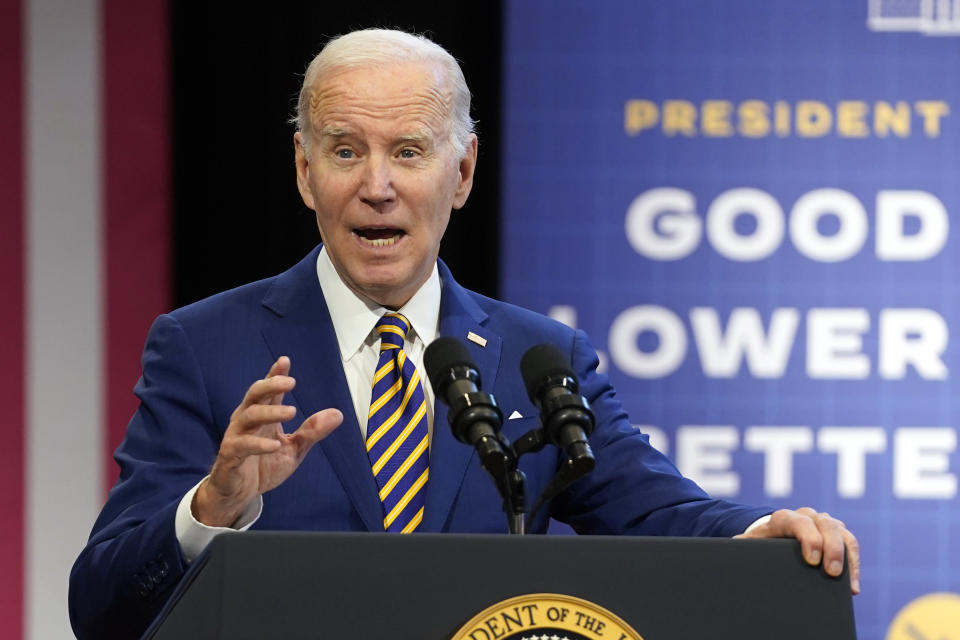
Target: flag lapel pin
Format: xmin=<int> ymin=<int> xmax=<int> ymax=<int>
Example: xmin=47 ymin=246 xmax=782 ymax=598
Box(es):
xmin=466 ymin=331 xmax=487 ymax=347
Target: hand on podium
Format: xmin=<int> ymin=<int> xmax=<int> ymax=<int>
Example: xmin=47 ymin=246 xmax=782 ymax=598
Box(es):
xmin=736 ymin=507 xmax=860 ymax=594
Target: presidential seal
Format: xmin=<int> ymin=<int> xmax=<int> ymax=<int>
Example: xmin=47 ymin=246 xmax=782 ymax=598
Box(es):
xmin=451 ymin=593 xmax=644 ymax=640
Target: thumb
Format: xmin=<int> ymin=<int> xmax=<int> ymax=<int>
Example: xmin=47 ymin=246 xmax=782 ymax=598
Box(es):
xmin=291 ymin=408 xmax=343 ymax=451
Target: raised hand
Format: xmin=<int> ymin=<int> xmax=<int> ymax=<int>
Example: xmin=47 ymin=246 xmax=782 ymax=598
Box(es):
xmin=193 ymin=356 xmax=343 ymax=526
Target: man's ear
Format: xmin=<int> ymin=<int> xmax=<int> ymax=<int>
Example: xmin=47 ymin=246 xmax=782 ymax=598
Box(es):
xmin=294 ymin=132 xmax=316 ymax=211
xmin=452 ymin=134 xmax=478 ymax=210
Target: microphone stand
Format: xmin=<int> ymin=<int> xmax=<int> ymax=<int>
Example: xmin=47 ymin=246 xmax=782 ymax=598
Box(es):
xmin=505 ymin=469 xmax=527 ymax=535
xmin=457 ymin=412 xmax=596 ymax=535
xmin=446 ymin=395 xmax=596 ymax=535
xmin=472 ymin=431 xmax=527 ymax=535
xmin=506 ymin=429 xmax=547 ymax=535
xmin=509 ymin=420 xmax=597 ymax=532
xmin=444 ymin=396 xmax=528 ymax=535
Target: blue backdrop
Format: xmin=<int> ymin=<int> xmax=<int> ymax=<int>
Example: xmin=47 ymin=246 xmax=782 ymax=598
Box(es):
xmin=501 ymin=2 xmax=960 ymax=638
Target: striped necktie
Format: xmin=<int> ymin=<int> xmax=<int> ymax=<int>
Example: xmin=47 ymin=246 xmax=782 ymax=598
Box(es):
xmin=365 ymin=312 xmax=429 ymax=533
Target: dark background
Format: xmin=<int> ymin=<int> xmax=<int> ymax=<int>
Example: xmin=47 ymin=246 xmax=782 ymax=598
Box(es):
xmin=171 ymin=1 xmax=504 ymax=308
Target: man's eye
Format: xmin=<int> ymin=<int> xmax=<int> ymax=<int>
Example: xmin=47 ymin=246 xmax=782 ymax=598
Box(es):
xmin=336 ymin=148 xmax=355 ymax=159
xmin=399 ymin=148 xmax=419 ymax=159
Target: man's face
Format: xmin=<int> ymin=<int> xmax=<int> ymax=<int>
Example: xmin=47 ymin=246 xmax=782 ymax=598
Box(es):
xmin=295 ymin=61 xmax=477 ymax=309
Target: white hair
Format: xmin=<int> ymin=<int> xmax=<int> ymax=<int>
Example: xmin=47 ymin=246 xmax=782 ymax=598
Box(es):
xmin=294 ymin=29 xmax=475 ymax=158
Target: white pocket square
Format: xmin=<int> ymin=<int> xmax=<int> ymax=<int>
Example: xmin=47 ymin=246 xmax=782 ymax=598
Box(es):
xmin=507 ymin=410 xmax=523 ymax=420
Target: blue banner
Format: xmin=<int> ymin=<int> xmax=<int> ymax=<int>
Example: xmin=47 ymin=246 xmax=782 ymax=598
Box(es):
xmin=501 ymin=1 xmax=960 ymax=637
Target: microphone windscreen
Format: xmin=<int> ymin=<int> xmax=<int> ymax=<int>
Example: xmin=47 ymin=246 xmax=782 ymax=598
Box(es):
xmin=520 ymin=343 xmax=576 ymax=401
xmin=424 ymin=337 xmax=475 ymax=392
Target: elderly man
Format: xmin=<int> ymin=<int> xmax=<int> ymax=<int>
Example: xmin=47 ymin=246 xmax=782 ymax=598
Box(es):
xmin=69 ymin=29 xmax=859 ymax=640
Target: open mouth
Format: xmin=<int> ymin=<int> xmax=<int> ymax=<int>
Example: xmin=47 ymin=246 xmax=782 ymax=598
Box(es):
xmin=354 ymin=227 xmax=406 ymax=247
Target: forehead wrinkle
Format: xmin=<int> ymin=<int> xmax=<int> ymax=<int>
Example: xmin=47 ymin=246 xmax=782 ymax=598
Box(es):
xmin=310 ymin=92 xmax=451 ymax=130
xmin=313 ymin=105 xmax=450 ymax=149
xmin=307 ymin=64 xmax=454 ymax=140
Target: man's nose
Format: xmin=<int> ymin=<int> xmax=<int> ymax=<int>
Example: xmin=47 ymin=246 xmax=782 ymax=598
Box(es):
xmin=359 ymin=155 xmax=396 ymax=205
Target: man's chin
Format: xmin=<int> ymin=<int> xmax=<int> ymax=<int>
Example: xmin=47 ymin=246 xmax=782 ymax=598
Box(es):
xmin=339 ymin=256 xmax=434 ymax=308
xmin=352 ymin=274 xmax=419 ymax=309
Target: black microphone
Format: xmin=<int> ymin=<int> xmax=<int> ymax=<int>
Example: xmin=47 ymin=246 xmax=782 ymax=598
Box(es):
xmin=424 ymin=337 xmax=508 ymax=474
xmin=520 ymin=344 xmax=596 ymax=477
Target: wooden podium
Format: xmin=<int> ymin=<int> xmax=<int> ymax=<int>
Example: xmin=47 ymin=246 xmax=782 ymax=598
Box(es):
xmin=142 ymin=532 xmax=856 ymax=639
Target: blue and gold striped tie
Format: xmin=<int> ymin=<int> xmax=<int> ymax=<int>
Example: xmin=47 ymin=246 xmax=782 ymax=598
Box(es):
xmin=366 ymin=312 xmax=429 ymax=533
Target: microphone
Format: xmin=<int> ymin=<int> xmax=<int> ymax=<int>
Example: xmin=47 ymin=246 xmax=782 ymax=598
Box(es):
xmin=424 ymin=337 xmax=508 ymax=474
xmin=520 ymin=344 xmax=596 ymax=477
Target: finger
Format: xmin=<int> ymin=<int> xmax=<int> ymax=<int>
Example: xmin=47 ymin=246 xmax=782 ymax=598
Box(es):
xmin=220 ymin=432 xmax=283 ymax=459
xmin=795 ymin=506 xmax=819 ymax=519
xmin=240 ymin=375 xmax=296 ymax=409
xmin=772 ymin=509 xmax=823 ymax=566
xmin=232 ymin=404 xmax=297 ymax=431
xmin=266 ymin=356 xmax=291 ymax=378
xmin=290 ymin=408 xmax=344 ymax=453
xmin=816 ymin=514 xmax=847 ymax=578
xmin=264 ymin=357 xmax=292 ymax=405
xmin=842 ymin=528 xmax=861 ymax=594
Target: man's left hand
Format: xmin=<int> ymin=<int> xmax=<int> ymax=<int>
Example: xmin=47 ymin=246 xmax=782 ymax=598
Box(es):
xmin=735 ymin=507 xmax=860 ymax=595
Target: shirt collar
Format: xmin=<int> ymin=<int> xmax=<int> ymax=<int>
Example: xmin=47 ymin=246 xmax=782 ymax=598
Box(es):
xmin=316 ymin=246 xmax=441 ymax=362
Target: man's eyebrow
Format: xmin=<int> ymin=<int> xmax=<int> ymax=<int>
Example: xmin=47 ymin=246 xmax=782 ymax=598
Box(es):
xmin=317 ymin=127 xmax=435 ymax=145
xmin=396 ymin=131 xmax=433 ymax=145
xmin=319 ymin=126 xmax=353 ymax=139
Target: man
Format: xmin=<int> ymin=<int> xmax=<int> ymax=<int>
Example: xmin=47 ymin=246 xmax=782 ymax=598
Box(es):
xmin=69 ymin=29 xmax=859 ymax=639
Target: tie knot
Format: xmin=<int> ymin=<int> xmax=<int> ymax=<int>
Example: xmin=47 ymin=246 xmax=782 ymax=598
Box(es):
xmin=376 ymin=312 xmax=411 ymax=349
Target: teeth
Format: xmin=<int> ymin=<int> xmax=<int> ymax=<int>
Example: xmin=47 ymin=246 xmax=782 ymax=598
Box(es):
xmin=360 ymin=234 xmax=400 ymax=247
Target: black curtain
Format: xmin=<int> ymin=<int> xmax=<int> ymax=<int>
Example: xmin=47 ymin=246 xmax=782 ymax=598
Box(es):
xmin=171 ymin=2 xmax=503 ymax=308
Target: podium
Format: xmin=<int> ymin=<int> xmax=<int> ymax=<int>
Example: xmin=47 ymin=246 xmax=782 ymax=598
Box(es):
xmin=143 ymin=532 xmax=856 ymax=639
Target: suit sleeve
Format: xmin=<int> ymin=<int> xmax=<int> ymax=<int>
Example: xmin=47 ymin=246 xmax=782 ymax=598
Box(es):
xmin=68 ymin=314 xmax=222 ymax=640
xmin=550 ymin=330 xmax=772 ymax=536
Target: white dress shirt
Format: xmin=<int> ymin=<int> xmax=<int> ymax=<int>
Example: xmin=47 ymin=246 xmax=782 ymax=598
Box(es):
xmin=175 ymin=247 xmax=441 ymax=562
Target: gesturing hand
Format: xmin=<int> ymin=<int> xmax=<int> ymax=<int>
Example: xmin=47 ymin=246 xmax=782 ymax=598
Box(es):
xmin=193 ymin=356 xmax=343 ymax=527
xmin=736 ymin=507 xmax=861 ymax=594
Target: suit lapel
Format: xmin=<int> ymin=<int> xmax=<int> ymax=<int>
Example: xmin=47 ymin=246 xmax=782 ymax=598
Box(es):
xmin=259 ymin=249 xmax=383 ymax=532
xmin=421 ymin=262 xmax=502 ymax=532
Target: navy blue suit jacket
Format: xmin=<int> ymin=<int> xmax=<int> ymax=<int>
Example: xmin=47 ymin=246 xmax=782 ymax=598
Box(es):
xmin=69 ymin=246 xmax=770 ymax=639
